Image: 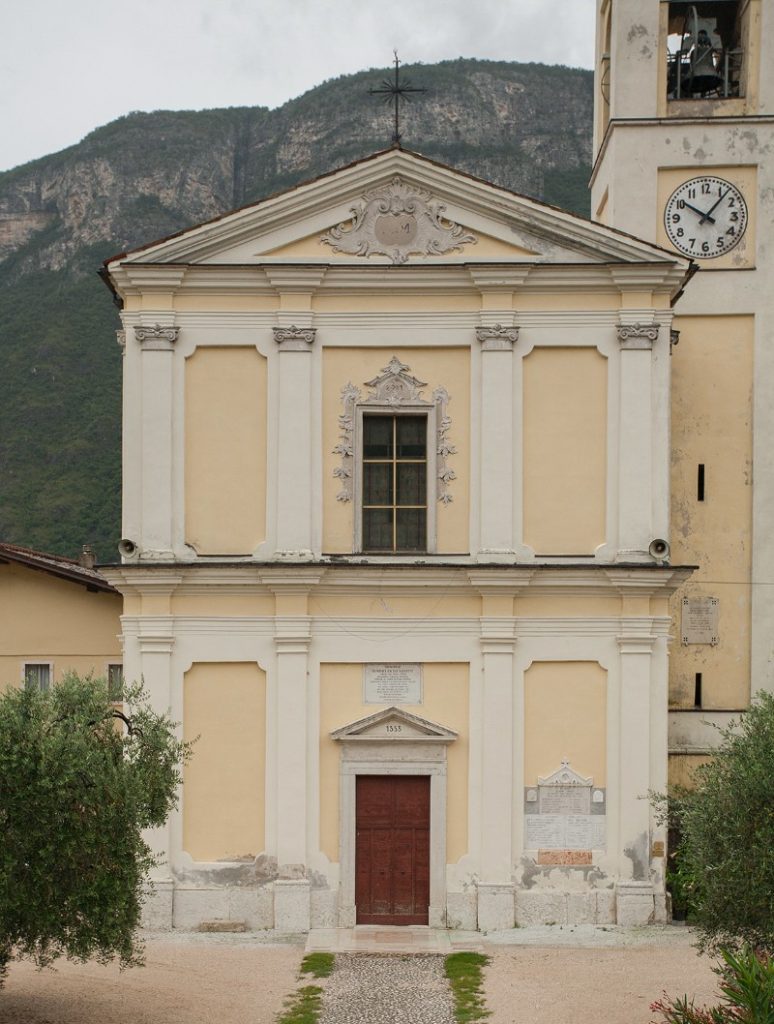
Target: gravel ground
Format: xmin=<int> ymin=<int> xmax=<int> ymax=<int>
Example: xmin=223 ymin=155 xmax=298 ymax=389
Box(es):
xmin=483 ymin=939 xmax=720 ymax=1024
xmin=0 ymin=927 xmax=722 ymax=1024
xmin=319 ymin=954 xmax=455 ymax=1024
xmin=0 ymin=933 xmax=303 ymax=1024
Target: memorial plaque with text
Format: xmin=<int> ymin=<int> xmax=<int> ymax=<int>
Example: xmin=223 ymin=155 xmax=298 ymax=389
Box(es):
xmin=363 ymin=663 xmax=423 ymax=705
xmin=681 ymin=596 xmax=719 ymax=645
xmin=523 ymin=761 xmax=606 ymax=852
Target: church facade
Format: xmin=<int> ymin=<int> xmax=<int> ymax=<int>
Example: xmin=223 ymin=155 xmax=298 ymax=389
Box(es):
xmin=102 ymin=143 xmax=696 ymax=931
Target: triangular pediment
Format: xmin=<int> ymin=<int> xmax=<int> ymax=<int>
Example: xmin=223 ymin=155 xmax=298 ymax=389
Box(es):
xmin=106 ymin=148 xmax=690 ymax=273
xmin=331 ymin=706 xmax=458 ymax=743
xmin=538 ymin=759 xmax=593 ymax=787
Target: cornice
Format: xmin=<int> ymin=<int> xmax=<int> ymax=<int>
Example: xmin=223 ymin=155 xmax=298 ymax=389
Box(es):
xmin=111 ymin=261 xmax=687 ymax=306
xmin=102 ymin=562 xmax=695 ymax=600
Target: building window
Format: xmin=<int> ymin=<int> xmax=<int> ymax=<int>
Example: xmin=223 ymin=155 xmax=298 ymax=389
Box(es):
xmin=24 ymin=663 xmax=51 ymax=692
xmin=362 ymin=414 xmax=428 ymax=552
xmin=107 ymin=663 xmax=124 ymax=701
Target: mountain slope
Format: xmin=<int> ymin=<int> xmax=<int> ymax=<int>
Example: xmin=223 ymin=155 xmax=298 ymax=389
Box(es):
xmin=0 ymin=58 xmax=593 ymax=560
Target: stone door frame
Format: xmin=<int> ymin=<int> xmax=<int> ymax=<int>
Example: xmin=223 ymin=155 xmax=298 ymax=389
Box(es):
xmin=332 ymin=707 xmax=456 ymax=928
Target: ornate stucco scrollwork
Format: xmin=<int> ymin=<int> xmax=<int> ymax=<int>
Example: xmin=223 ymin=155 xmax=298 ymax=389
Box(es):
xmin=616 ymin=322 xmax=659 ymax=349
xmin=332 ymin=357 xmax=456 ymax=505
xmin=475 ymin=324 xmax=520 ymax=351
xmin=362 ymin=356 xmax=430 ymax=407
xmin=134 ymin=323 xmax=180 ymax=346
xmin=273 ymin=325 xmax=317 ymax=348
xmin=115 ymin=329 xmax=126 ymax=352
xmin=433 ymin=386 xmax=457 ymax=505
xmin=333 ymin=382 xmax=362 ymax=502
xmin=321 ymin=176 xmax=477 ymax=265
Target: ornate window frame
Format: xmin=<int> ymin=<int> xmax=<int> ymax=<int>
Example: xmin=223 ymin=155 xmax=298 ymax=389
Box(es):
xmin=333 ymin=357 xmax=456 ymax=554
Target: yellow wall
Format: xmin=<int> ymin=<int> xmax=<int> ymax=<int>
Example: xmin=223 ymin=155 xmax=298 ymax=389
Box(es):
xmin=183 ymin=662 xmax=266 ymax=861
xmin=669 ymin=315 xmax=753 ymax=709
xmin=322 ymin=348 xmax=470 ymax=553
xmin=184 ymin=346 xmax=267 ymax=555
xmin=524 ymin=661 xmax=607 ymax=785
xmin=0 ymin=563 xmax=122 ymax=693
xmin=319 ymin=662 xmax=469 ymax=862
xmin=523 ymin=347 xmax=608 ymax=554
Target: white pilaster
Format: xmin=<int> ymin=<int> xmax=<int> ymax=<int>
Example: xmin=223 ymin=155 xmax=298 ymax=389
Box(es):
xmin=274 ymin=325 xmax=315 ymax=558
xmin=616 ymin=632 xmax=655 ymax=880
xmin=135 ymin=323 xmax=179 ymax=559
xmin=616 ymin=322 xmax=657 ymax=558
xmin=137 ymin=620 xmax=176 ymax=928
xmin=479 ymin=622 xmax=516 ymax=879
xmin=477 ymin=323 xmax=518 ymax=557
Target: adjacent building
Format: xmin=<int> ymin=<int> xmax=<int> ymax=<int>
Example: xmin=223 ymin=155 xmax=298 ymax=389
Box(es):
xmin=0 ymin=542 xmax=122 ymax=694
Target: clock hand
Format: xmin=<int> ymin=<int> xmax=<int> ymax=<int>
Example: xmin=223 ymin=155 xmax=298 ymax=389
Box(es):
xmin=683 ymin=201 xmax=716 ymax=225
xmin=699 ymin=187 xmax=730 ymax=225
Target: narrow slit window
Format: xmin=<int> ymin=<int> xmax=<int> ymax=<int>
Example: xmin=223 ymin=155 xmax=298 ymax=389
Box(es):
xmin=694 ymin=672 xmax=703 ymax=708
xmin=698 ymin=463 xmax=705 ymax=501
xmin=362 ymin=414 xmax=427 ymax=552
xmin=107 ymin=663 xmax=124 ymax=701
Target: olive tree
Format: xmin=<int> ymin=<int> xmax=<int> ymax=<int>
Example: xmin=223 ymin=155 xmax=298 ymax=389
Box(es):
xmin=0 ymin=673 xmax=188 ymax=985
xmin=661 ymin=690 xmax=774 ymax=955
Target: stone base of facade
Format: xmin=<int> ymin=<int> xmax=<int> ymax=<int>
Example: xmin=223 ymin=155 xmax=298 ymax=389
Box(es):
xmin=142 ymin=879 xmax=667 ymax=932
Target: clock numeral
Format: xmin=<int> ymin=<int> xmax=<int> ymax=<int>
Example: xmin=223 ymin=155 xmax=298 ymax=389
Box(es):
xmin=689 ymin=238 xmax=696 ymax=248
xmin=672 ymin=214 xmax=681 ymax=223
xmin=717 ymin=237 xmax=725 ymax=247
xmin=676 ymin=228 xmax=684 ymax=237
xmin=688 ymin=188 xmax=697 ymax=198
xmin=728 ymin=197 xmax=735 ymax=207
xmin=677 ymin=199 xmax=686 ymax=209
xmin=701 ymin=182 xmax=711 ymax=194
xmin=728 ymin=226 xmax=735 ymax=236
xmin=730 ymin=212 xmax=739 ymax=222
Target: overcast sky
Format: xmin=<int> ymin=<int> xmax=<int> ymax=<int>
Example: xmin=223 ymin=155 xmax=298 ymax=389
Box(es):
xmin=1 ymin=0 xmax=597 ymax=173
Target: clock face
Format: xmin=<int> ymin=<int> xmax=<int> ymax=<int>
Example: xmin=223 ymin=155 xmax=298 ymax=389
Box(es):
xmin=664 ymin=177 xmax=748 ymax=258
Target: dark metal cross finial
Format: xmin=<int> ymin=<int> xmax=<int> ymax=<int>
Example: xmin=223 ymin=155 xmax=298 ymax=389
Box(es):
xmin=369 ymin=51 xmax=426 ymax=146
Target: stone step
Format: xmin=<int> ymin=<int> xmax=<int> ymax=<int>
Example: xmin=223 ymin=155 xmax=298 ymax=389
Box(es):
xmin=198 ymin=920 xmax=248 ymax=933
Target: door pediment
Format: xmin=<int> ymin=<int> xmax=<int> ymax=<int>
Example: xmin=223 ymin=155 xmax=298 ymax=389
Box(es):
xmin=331 ymin=706 xmax=457 ymax=743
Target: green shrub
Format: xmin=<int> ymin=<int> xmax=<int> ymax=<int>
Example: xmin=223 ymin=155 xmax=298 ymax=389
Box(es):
xmin=654 ymin=691 xmax=774 ymax=955
xmin=0 ymin=673 xmax=189 ymax=984
xmin=651 ymin=946 xmax=774 ymax=1024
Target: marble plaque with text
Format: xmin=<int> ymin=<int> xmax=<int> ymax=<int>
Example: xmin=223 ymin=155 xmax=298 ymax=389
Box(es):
xmin=363 ymin=663 xmax=423 ymax=705
xmin=681 ymin=596 xmax=719 ymax=645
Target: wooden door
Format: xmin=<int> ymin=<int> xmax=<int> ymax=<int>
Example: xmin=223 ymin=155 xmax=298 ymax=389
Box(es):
xmin=355 ymin=775 xmax=430 ymax=925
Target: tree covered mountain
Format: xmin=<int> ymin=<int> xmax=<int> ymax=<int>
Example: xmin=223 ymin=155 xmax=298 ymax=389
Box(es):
xmin=0 ymin=58 xmax=593 ymax=560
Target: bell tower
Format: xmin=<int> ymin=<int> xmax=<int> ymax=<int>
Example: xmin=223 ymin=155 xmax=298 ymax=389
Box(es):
xmin=591 ymin=0 xmax=774 ymax=782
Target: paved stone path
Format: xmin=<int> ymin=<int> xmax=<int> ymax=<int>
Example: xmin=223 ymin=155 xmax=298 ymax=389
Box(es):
xmin=319 ymin=954 xmax=455 ymax=1024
